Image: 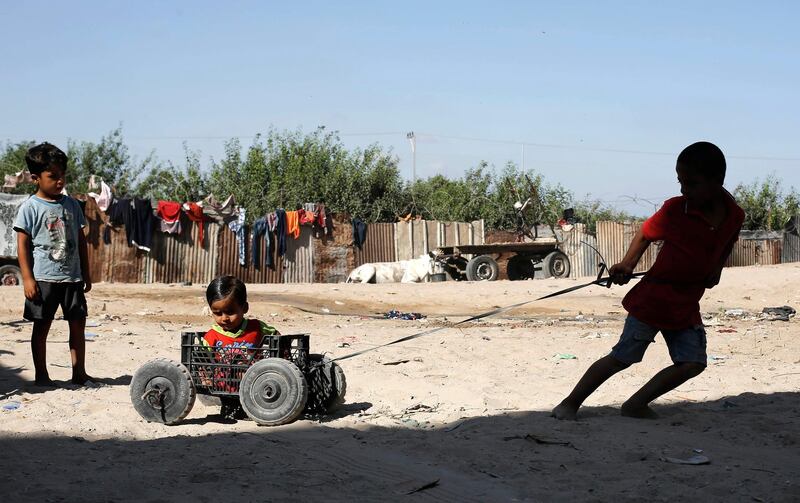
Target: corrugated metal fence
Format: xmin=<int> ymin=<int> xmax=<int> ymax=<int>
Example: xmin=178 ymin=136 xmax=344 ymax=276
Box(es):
xmin=76 ymin=196 xmax=800 ymax=284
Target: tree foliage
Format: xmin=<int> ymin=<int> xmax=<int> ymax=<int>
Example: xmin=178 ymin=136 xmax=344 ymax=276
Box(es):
xmin=733 ymin=175 xmax=799 ymax=231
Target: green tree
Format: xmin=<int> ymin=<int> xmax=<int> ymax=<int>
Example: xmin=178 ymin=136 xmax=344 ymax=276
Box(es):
xmin=0 ymin=141 xmax=36 ymax=194
xmin=734 ymin=175 xmax=800 ymax=230
xmin=136 ymin=144 xmax=207 ymax=202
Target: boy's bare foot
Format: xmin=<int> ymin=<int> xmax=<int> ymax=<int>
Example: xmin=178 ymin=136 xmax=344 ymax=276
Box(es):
xmin=551 ymin=401 xmax=579 ymax=420
xmin=620 ymin=402 xmax=659 ymax=419
xmin=71 ymin=373 xmax=96 ymax=385
xmin=33 ymin=377 xmax=58 ymax=387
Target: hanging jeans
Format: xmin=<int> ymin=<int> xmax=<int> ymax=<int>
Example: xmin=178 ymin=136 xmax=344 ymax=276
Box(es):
xmin=227 ymin=208 xmax=247 ymax=266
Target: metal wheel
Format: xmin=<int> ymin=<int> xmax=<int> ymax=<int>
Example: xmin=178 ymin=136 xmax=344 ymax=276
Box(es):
xmin=305 ymin=354 xmax=347 ymax=414
xmin=130 ymin=358 xmax=196 ymax=425
xmin=543 ymin=251 xmax=571 ymax=279
xmin=465 ymin=255 xmax=499 ymax=281
xmin=239 ymin=358 xmax=308 ymax=426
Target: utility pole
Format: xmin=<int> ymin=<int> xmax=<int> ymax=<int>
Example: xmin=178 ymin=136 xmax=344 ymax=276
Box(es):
xmin=406 ymin=131 xmax=416 ymax=182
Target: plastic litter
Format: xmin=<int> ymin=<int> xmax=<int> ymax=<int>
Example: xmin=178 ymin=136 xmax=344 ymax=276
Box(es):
xmin=2 ymin=401 xmax=21 ymax=411
xmin=383 ymin=310 xmax=426 ymax=320
xmin=84 ymin=332 xmax=98 ymax=340
xmin=761 ymin=305 xmax=796 ymax=321
xmin=555 ymin=353 xmax=577 ymax=360
xmin=661 ymin=454 xmax=710 ymax=465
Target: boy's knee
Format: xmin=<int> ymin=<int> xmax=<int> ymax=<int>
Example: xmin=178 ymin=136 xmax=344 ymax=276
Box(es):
xmin=678 ymin=362 xmax=706 ymax=377
xmin=605 ymin=355 xmax=633 ymax=370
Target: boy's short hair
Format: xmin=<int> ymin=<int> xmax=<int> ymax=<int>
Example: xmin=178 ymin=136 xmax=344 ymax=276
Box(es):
xmin=25 ymin=142 xmax=68 ymax=176
xmin=677 ymin=141 xmax=726 ymax=183
xmin=206 ymin=276 xmax=247 ymax=306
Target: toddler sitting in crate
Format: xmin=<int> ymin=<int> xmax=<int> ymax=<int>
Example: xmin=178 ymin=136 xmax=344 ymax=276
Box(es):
xmin=202 ymin=276 xmax=280 ymax=419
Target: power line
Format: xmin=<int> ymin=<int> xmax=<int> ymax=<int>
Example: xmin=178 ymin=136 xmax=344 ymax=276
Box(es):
xmin=3 ymin=130 xmax=799 ymax=162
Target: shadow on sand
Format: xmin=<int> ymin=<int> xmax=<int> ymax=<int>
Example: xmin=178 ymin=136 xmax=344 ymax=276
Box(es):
xmin=0 ymin=366 xmax=798 ymax=502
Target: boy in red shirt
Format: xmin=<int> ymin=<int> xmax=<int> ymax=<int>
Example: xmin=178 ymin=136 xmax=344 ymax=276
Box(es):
xmin=553 ymin=141 xmax=745 ymax=420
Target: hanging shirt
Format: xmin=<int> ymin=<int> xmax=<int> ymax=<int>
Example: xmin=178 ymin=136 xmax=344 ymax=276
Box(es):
xmin=285 ymin=210 xmax=300 ymax=239
xmin=267 ymin=212 xmax=277 ymax=232
xmin=104 ymin=198 xmax=136 ymax=246
xmin=227 ymin=208 xmax=247 ymax=266
xmin=183 ymin=202 xmax=206 ymax=245
xmin=157 ymin=201 xmax=183 ymax=234
xmin=131 ymin=198 xmax=156 ymax=252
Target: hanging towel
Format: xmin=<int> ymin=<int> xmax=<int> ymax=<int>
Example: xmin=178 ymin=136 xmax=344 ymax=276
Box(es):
xmin=184 ymin=202 xmax=207 ymax=245
xmin=87 ymin=179 xmax=113 ymax=212
xmin=286 ymin=210 xmax=300 ymax=239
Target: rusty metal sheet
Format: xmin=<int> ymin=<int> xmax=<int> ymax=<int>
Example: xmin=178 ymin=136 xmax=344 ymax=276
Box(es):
xmin=596 ymin=221 xmax=658 ymax=273
xmin=314 ymin=216 xmax=353 ymax=283
xmin=726 ymin=238 xmax=783 ymax=267
xmin=560 ymin=223 xmax=598 ymax=278
xmin=144 ymin=220 xmax=219 ymax=285
xmin=354 ymin=222 xmax=396 ymax=266
xmin=283 ymin=226 xmax=314 ymax=283
xmin=784 ymin=219 xmax=800 ymax=263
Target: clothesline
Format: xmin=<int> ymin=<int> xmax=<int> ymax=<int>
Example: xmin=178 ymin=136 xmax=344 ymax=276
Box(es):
xmin=86 ymin=177 xmax=339 ymax=267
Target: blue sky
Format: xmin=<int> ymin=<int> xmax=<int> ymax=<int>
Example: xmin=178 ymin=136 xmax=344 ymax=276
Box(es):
xmin=1 ymin=1 xmax=798 ymax=215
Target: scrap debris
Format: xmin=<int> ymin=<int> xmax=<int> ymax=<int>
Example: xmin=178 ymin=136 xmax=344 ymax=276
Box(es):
xmin=384 ymin=310 xmax=426 ymax=320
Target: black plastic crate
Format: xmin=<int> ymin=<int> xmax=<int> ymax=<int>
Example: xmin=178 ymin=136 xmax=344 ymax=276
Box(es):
xmin=180 ymin=331 xmax=310 ymax=396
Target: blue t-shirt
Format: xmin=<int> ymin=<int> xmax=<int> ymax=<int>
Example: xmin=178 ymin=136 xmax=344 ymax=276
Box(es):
xmin=13 ymin=195 xmax=86 ymax=282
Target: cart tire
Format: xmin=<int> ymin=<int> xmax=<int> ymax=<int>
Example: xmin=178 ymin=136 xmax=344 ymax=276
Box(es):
xmin=239 ymin=358 xmax=308 ymax=426
xmin=466 ymin=255 xmax=499 ymax=281
xmin=130 ymin=358 xmax=196 ymax=425
xmin=507 ymin=255 xmax=536 ymax=281
xmin=543 ymin=251 xmax=571 ymax=279
xmin=0 ymin=265 xmax=22 ymax=286
xmin=305 ymin=354 xmax=347 ymax=414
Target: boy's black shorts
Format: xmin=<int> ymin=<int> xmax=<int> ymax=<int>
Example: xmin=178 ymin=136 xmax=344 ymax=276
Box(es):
xmin=24 ymin=281 xmax=88 ymax=321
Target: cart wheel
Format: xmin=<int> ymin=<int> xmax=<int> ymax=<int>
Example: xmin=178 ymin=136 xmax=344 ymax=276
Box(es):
xmin=466 ymin=255 xmax=499 ymax=281
xmin=507 ymin=255 xmax=536 ymax=281
xmin=305 ymin=354 xmax=347 ymax=414
xmin=543 ymin=251 xmax=571 ymax=279
xmin=130 ymin=358 xmax=196 ymax=425
xmin=239 ymin=359 xmax=308 ymax=426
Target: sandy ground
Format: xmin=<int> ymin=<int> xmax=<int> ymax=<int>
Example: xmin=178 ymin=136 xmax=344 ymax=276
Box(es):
xmin=1 ymin=264 xmax=799 ymax=502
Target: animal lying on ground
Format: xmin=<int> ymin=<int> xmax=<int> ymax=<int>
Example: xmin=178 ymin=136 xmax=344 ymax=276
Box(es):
xmin=346 ymin=253 xmax=436 ymax=283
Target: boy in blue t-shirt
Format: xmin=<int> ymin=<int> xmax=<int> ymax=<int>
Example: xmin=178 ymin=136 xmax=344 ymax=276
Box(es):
xmin=13 ymin=143 xmax=94 ymax=386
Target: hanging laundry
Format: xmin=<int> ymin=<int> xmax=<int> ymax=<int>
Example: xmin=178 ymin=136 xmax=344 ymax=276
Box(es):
xmin=251 ymin=217 xmax=273 ymax=269
xmin=87 ymin=179 xmax=113 ymax=212
xmin=104 ymin=198 xmax=135 ymax=245
xmin=298 ymin=207 xmax=315 ymax=225
xmin=132 ymin=198 xmax=156 ymax=252
xmin=275 ymin=208 xmax=287 ymax=257
xmin=228 ymin=208 xmax=247 ymax=266
xmin=285 ymin=210 xmax=300 ymax=239
xmin=2 ymin=168 xmax=33 ymax=189
xmin=201 ymin=194 xmax=238 ymax=224
xmin=267 ymin=211 xmax=278 ymax=232
xmin=183 ymin=202 xmax=207 ymax=245
xmin=352 ymin=218 xmax=368 ymax=250
xmin=314 ymin=203 xmax=329 ymax=237
xmin=156 ymin=201 xmax=183 ymax=234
